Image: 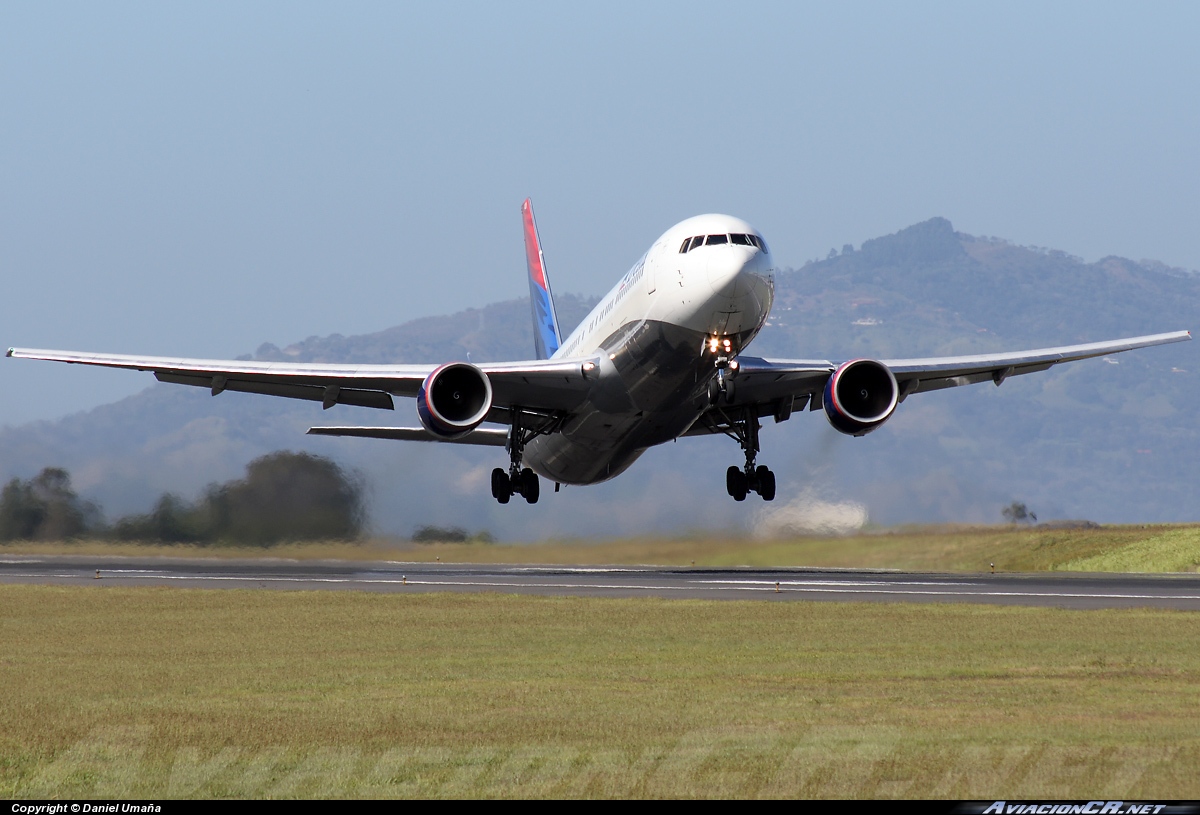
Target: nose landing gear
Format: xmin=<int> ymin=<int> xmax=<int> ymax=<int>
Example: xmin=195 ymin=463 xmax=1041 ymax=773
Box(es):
xmin=703 ymin=404 xmax=777 ymax=502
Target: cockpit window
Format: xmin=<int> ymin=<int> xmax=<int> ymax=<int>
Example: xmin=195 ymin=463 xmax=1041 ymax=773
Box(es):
xmin=680 ymin=233 xmax=766 ymax=252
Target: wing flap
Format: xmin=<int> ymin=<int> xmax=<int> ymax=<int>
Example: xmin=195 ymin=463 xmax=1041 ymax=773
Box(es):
xmin=307 ymin=425 xmax=509 ymax=446
xmin=156 ymin=372 xmax=395 ymax=410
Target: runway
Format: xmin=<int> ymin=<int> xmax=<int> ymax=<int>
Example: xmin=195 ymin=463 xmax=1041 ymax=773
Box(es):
xmin=2 ymin=554 xmax=1199 ymax=609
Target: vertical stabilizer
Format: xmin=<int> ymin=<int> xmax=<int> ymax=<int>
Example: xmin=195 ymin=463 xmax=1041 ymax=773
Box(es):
xmin=521 ymin=198 xmax=563 ymax=359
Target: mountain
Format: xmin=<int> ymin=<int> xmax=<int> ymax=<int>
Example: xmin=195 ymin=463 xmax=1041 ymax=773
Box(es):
xmin=0 ymin=220 xmax=1195 ymax=538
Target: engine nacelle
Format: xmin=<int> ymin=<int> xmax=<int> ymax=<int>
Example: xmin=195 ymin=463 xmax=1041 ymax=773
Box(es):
xmin=417 ymin=362 xmax=494 ymax=439
xmin=823 ymin=358 xmax=899 ymax=436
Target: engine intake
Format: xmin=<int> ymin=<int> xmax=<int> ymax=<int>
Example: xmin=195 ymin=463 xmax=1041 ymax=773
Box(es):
xmin=417 ymin=362 xmax=494 ymax=439
xmin=823 ymin=358 xmax=898 ymax=436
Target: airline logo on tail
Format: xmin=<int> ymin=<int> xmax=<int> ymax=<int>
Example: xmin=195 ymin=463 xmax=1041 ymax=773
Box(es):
xmin=522 ymin=198 xmax=563 ymax=360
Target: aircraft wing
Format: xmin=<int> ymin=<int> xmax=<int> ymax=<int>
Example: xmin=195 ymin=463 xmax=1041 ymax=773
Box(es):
xmin=5 ymin=347 xmax=599 ymax=414
xmin=702 ymin=330 xmax=1192 ymax=425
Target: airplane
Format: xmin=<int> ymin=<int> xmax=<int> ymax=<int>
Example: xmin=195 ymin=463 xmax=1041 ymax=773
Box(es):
xmin=7 ymin=199 xmax=1191 ymax=505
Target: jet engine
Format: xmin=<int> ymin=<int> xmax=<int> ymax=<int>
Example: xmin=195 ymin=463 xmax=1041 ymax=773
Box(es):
xmin=823 ymin=358 xmax=899 ymax=436
xmin=417 ymin=362 xmax=494 ymax=439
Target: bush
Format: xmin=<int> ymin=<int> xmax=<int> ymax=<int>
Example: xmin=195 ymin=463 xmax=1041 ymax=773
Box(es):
xmin=412 ymin=525 xmax=469 ymax=543
xmin=111 ymin=493 xmax=208 ymax=543
xmin=412 ymin=525 xmax=494 ymax=544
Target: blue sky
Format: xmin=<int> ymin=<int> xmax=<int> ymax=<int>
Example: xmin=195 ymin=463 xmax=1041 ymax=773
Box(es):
xmin=2 ymin=1 xmax=1198 ymax=426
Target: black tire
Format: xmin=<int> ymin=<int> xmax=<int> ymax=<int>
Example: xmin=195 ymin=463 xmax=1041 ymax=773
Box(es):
xmin=521 ymin=468 xmax=540 ymax=504
xmin=491 ymin=468 xmax=511 ymax=504
xmin=757 ymin=466 xmax=776 ymax=501
xmin=729 ymin=467 xmax=749 ymax=501
xmin=726 ymin=465 xmax=741 ymax=497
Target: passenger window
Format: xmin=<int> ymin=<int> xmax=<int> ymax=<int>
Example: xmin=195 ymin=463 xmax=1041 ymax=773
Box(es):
xmin=706 ymin=234 xmax=728 ymax=245
xmin=730 ymin=233 xmax=751 ymax=246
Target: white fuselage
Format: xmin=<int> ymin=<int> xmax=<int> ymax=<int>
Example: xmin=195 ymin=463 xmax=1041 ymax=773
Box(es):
xmin=526 ymin=214 xmax=775 ymax=485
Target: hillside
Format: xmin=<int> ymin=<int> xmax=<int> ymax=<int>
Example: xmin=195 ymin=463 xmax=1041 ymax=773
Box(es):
xmin=1 ymin=219 xmax=1195 ymax=538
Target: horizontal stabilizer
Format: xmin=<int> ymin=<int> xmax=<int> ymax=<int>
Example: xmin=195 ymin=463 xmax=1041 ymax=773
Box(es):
xmin=307 ymin=426 xmax=509 ymax=446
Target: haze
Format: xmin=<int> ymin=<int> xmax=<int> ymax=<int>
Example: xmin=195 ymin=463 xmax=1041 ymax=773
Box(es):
xmin=2 ymin=1 xmax=1197 ymax=427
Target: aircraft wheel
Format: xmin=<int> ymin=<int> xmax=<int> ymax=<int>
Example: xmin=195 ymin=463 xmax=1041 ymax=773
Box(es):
xmin=756 ymin=466 xmax=776 ymax=502
xmin=491 ymin=468 xmax=511 ymax=504
xmin=727 ymin=466 xmax=748 ymax=501
xmin=521 ymin=468 xmax=540 ymax=504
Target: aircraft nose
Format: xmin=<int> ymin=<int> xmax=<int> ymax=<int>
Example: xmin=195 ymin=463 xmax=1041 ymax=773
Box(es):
xmin=707 ymin=247 xmax=762 ymax=298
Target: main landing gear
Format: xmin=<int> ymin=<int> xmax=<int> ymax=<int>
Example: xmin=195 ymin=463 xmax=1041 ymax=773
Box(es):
xmin=726 ymin=463 xmax=775 ymax=502
xmin=492 ymin=465 xmax=539 ymax=505
xmin=490 ymin=407 xmax=562 ymax=505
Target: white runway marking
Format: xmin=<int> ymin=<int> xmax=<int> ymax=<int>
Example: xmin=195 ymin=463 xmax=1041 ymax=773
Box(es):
xmin=12 ymin=569 xmax=1200 ymax=603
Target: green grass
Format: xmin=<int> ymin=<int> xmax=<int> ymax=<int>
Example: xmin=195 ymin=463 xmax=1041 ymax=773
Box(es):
xmin=1058 ymin=527 xmax=1200 ymax=573
xmin=5 ymin=523 xmax=1200 ymax=573
xmin=1 ymin=584 xmax=1198 ymax=798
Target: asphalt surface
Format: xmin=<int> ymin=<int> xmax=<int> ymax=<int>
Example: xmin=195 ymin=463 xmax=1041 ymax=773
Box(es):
xmin=1 ymin=554 xmax=1199 ymax=609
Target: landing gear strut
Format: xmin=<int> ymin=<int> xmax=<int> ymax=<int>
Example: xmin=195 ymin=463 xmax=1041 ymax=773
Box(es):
xmin=490 ymin=407 xmax=561 ymax=505
xmin=713 ymin=406 xmax=776 ymax=502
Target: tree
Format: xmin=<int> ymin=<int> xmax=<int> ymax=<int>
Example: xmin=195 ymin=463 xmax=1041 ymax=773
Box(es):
xmin=1002 ymin=501 xmax=1037 ymax=524
xmin=205 ymin=451 xmax=365 ymax=544
xmin=0 ymin=478 xmax=42 ymax=540
xmin=0 ymin=468 xmax=100 ymax=541
xmin=108 ymin=451 xmax=366 ymax=545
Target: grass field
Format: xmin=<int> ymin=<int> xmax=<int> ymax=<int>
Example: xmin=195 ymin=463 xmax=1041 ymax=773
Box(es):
xmin=1 ymin=583 xmax=1198 ymax=798
xmin=5 ymin=522 xmax=1200 ymax=573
